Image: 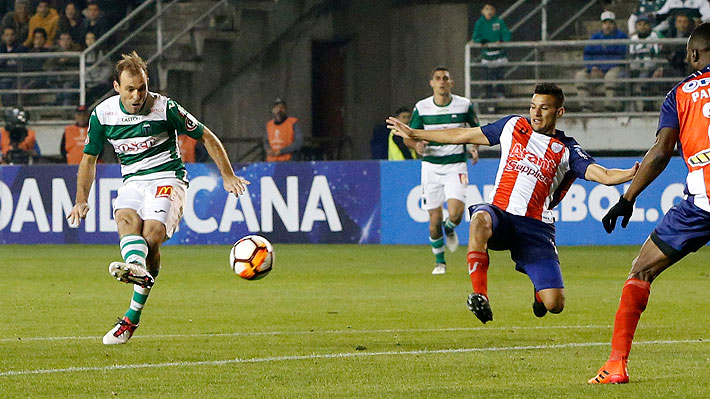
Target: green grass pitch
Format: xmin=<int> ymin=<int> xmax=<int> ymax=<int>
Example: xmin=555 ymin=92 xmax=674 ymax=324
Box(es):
xmin=2 ymin=244 xmax=710 ymax=398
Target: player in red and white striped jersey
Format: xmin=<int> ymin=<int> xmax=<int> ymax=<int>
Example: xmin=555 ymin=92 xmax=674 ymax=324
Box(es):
xmin=388 ymin=83 xmax=638 ymax=325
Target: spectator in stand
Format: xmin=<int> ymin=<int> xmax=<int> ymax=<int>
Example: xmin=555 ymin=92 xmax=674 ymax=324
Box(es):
xmin=57 ymin=1 xmax=83 ymax=44
xmin=24 ymin=0 xmax=58 ymax=47
xmin=83 ymin=30 xmax=111 ymax=103
xmin=653 ymin=0 xmax=710 ymax=34
xmin=60 ymin=105 xmax=88 ymax=163
xmin=79 ymin=0 xmax=108 ymax=40
xmin=665 ymin=12 xmax=695 ymax=77
xmin=24 ymin=27 xmax=50 ymax=93
xmin=265 ymin=98 xmax=303 ymax=162
xmin=0 ymin=26 xmax=27 ymax=105
xmin=628 ymin=0 xmax=667 ymax=35
xmin=2 ymin=0 xmax=31 ymax=45
xmin=629 ymin=14 xmax=664 ymax=111
xmin=472 ymin=2 xmax=511 ymax=113
xmin=575 ymin=11 xmax=628 ymax=112
xmin=46 ymin=31 xmax=80 ymax=105
xmin=178 ymin=135 xmax=207 ymax=163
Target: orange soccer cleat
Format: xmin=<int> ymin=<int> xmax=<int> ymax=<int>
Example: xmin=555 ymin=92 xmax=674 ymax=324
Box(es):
xmin=588 ymin=359 xmax=629 ymax=384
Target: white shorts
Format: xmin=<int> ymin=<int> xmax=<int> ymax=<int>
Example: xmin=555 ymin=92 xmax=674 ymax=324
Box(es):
xmin=420 ymin=161 xmax=468 ymax=211
xmin=113 ymin=178 xmax=187 ymax=238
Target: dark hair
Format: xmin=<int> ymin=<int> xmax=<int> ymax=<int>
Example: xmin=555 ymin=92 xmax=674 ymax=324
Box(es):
xmin=689 ymin=22 xmax=710 ymax=49
xmin=394 ymin=106 xmax=411 ymax=116
xmin=32 ymin=27 xmax=47 ymax=40
xmin=430 ymin=66 xmax=449 ymax=78
xmin=114 ymin=51 xmax=148 ymax=84
xmin=482 ymin=3 xmax=496 ymax=9
xmin=534 ymin=83 xmax=564 ymax=108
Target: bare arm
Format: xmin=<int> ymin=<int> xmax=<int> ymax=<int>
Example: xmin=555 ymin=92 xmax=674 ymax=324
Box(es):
xmin=622 ymin=127 xmax=678 ymax=201
xmin=67 ymin=153 xmax=98 ymax=227
xmin=199 ymin=127 xmax=250 ymax=196
xmin=584 ymin=162 xmax=639 ymax=185
xmin=386 ymin=117 xmax=491 ymax=145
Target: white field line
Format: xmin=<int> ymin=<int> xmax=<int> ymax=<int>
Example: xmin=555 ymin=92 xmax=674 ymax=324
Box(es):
xmin=0 ymin=324 xmax=623 ymax=343
xmin=0 ymin=338 xmax=706 ymax=377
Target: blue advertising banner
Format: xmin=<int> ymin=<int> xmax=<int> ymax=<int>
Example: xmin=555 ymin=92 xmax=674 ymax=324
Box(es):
xmin=0 ymin=161 xmax=380 ymax=245
xmin=0 ymin=158 xmax=688 ymax=246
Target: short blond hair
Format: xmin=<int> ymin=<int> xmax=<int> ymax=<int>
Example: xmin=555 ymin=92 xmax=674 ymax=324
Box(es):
xmin=114 ymin=51 xmax=148 ymax=84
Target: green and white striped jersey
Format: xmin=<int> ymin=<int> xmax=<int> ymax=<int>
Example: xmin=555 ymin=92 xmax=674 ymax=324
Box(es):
xmin=409 ymin=94 xmax=479 ymax=165
xmin=84 ymin=93 xmax=204 ymax=183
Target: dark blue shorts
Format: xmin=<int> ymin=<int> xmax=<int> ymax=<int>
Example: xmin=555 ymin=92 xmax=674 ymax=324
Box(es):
xmin=651 ymin=199 xmax=710 ymax=261
xmin=469 ymin=203 xmax=563 ymax=290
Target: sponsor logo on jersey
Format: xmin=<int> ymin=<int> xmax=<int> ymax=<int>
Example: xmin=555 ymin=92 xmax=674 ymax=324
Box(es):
xmin=682 ymin=76 xmax=710 ymax=93
xmin=115 ymin=137 xmax=157 ymax=153
xmin=155 ymin=185 xmax=173 ymax=198
xmin=551 ymin=142 xmax=563 ymax=153
xmin=121 ymin=116 xmax=142 ymax=123
xmin=185 ymin=114 xmax=198 ymax=132
xmin=688 ymin=148 xmax=710 ymax=167
xmin=505 ymin=143 xmax=556 ymax=184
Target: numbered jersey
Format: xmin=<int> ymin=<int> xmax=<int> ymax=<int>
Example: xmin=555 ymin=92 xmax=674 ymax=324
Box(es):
xmin=84 ymin=93 xmax=204 ymax=183
xmin=659 ymin=65 xmax=710 ymax=212
xmin=481 ymin=116 xmax=596 ymax=223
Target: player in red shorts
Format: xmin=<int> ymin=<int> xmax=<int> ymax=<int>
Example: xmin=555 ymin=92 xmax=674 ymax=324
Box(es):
xmin=388 ymin=83 xmax=638 ymax=324
xmin=589 ymin=23 xmax=710 ymax=384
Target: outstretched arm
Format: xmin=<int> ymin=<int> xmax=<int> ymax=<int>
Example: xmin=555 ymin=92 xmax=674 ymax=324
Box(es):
xmin=200 ymin=127 xmax=250 ymax=197
xmin=67 ymin=153 xmax=98 ymax=227
xmin=584 ymin=162 xmax=639 ymax=185
xmin=386 ymin=117 xmax=491 ymax=145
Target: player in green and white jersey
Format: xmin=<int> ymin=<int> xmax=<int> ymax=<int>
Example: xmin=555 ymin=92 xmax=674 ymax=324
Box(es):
xmin=67 ymin=52 xmax=249 ymax=345
xmin=408 ymin=67 xmax=479 ymax=275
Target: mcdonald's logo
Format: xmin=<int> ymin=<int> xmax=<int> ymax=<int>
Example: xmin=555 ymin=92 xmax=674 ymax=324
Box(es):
xmin=155 ymin=185 xmax=173 ymax=198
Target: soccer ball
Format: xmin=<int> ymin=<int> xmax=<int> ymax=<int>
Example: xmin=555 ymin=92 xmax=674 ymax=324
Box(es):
xmin=230 ymin=235 xmax=274 ymax=280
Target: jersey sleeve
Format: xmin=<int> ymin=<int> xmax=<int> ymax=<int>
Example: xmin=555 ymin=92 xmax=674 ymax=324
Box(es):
xmin=83 ymin=110 xmax=106 ymax=156
xmin=565 ymin=138 xmax=597 ymax=179
xmin=167 ymin=99 xmax=205 ymax=139
xmin=480 ymin=115 xmax=517 ymax=145
xmin=657 ymin=88 xmax=679 ymax=133
xmin=409 ymin=106 xmax=423 ymax=129
xmin=466 ymin=102 xmax=480 ymax=127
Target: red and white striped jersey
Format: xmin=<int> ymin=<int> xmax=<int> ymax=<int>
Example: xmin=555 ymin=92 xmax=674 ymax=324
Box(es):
xmin=658 ymin=65 xmax=710 ymax=212
xmin=481 ymin=116 xmax=596 ymax=223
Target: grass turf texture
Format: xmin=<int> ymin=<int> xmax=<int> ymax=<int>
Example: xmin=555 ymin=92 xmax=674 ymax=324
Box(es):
xmin=2 ymin=244 xmax=710 ymax=398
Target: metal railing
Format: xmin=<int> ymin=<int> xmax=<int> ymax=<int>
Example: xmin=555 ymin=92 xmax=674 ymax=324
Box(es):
xmin=465 ymin=37 xmax=689 ymax=118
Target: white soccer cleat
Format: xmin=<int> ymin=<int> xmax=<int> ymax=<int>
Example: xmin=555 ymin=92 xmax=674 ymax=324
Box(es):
xmin=431 ymin=263 xmax=447 ymax=275
xmin=109 ymin=261 xmax=154 ymax=288
xmin=103 ymin=317 xmax=138 ymax=345
xmin=445 ymin=229 xmax=459 ymax=253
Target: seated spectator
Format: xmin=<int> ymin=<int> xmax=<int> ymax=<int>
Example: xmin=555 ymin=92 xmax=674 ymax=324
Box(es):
xmin=653 ymin=0 xmax=710 ymax=34
xmin=0 ymin=107 xmax=39 ymax=164
xmin=575 ymin=11 xmax=628 ymax=112
xmin=24 ymin=27 xmax=51 ymax=92
xmin=59 ymin=105 xmax=87 ymax=164
xmin=2 ymin=0 xmax=31 ymax=45
xmin=265 ymin=98 xmax=303 ymax=162
xmin=45 ymin=31 xmax=80 ymax=105
xmin=664 ymin=12 xmax=695 ymax=77
xmin=628 ymin=0 xmax=666 ymax=34
xmin=57 ymin=1 xmax=83 ymax=44
xmin=83 ymin=30 xmax=111 ymax=103
xmin=472 ymin=2 xmax=511 ymax=113
xmin=23 ymin=0 xmax=58 ymax=48
xmin=629 ymin=14 xmax=664 ymax=111
xmin=79 ymin=0 xmax=108 ymax=40
xmin=388 ymin=107 xmax=416 ymax=160
xmin=0 ymin=26 xmax=27 ymax=105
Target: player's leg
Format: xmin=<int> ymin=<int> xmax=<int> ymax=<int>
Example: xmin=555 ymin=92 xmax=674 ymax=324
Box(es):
xmin=421 ymin=163 xmax=447 ymax=274
xmin=522 ymin=260 xmax=565 ymax=317
xmin=588 ymin=237 xmax=673 ymax=384
xmin=428 ymin=207 xmax=446 ymax=274
xmin=441 ymin=168 xmax=468 ymax=253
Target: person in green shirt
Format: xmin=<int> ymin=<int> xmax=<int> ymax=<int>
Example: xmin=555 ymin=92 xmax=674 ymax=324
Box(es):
xmin=472 ymin=3 xmax=511 ymax=112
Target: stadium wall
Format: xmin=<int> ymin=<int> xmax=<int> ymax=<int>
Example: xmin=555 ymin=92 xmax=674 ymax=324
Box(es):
xmin=0 ymin=158 xmax=686 ymax=246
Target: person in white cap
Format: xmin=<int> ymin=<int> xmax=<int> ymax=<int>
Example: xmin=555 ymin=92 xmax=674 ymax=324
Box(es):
xmin=574 ymin=11 xmax=628 ymax=112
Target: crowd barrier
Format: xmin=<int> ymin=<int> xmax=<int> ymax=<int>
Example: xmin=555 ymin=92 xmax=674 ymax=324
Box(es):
xmin=0 ymin=158 xmax=687 ymax=246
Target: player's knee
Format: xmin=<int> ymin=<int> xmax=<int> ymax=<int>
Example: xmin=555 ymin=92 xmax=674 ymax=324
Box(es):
xmin=470 ymin=212 xmax=493 ymax=236
xmin=629 ymin=256 xmax=655 ymax=282
xmin=547 ymin=298 xmax=564 ymax=314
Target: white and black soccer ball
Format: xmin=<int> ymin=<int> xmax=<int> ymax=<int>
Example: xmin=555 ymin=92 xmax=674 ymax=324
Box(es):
xmin=229 ymin=235 xmax=274 ymax=280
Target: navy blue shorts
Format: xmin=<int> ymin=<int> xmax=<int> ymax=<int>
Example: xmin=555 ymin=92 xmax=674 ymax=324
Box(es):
xmin=651 ymin=199 xmax=710 ymax=261
xmin=469 ymin=203 xmax=563 ymax=290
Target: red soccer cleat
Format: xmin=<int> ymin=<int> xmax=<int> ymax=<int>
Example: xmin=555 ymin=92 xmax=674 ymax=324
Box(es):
xmin=588 ymin=359 xmax=629 ymax=384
